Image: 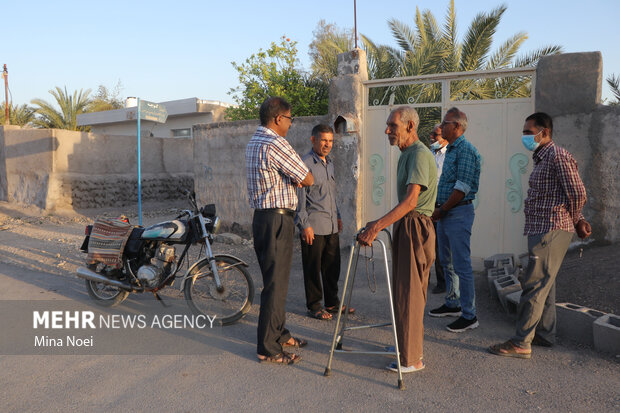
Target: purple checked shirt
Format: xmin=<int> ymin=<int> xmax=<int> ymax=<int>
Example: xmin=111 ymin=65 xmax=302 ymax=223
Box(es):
xmin=245 ymin=126 xmax=309 ymax=210
xmin=523 ymin=141 xmax=586 ymax=236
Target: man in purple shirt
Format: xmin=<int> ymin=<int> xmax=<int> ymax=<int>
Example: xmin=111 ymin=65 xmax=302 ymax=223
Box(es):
xmin=489 ymin=112 xmax=591 ymax=358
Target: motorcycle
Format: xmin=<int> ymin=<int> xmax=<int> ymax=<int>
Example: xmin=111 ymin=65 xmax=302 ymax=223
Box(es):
xmin=76 ymin=189 xmax=254 ymax=325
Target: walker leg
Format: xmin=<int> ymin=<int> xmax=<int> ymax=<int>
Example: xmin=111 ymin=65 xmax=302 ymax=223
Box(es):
xmin=325 ymin=242 xmax=358 ymax=374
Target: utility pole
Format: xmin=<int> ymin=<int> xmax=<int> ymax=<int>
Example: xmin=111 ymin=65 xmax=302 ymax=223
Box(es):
xmin=2 ymin=64 xmax=8 ymax=125
xmin=354 ymin=0 xmax=358 ymax=49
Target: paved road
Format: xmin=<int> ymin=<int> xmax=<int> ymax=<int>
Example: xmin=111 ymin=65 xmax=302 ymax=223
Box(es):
xmin=1 ymin=252 xmax=618 ymax=412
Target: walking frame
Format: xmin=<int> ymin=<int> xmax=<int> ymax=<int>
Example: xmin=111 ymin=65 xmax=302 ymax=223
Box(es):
xmin=324 ymin=228 xmax=404 ymax=390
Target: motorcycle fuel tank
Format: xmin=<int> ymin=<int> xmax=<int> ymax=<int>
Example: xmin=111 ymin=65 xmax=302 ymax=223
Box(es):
xmin=141 ymin=220 xmax=187 ymax=241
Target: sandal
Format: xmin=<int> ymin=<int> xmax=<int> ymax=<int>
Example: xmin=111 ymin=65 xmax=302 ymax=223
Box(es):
xmin=257 ymin=351 xmax=301 ymax=365
xmin=325 ymin=305 xmax=356 ymax=314
xmin=308 ymin=309 xmax=332 ymax=320
xmin=488 ymin=340 xmax=531 ymax=359
xmin=282 ymin=336 xmax=308 ymax=348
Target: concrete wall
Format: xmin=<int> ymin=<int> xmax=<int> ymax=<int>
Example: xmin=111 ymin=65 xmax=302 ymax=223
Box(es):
xmin=0 ymin=126 xmax=193 ymax=210
xmin=536 ymin=52 xmax=620 ymax=243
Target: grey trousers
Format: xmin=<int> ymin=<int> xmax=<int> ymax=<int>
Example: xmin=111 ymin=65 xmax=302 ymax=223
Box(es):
xmin=512 ymin=230 xmax=574 ymax=349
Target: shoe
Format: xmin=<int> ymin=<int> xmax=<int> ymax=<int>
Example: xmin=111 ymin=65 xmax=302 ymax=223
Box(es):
xmin=428 ymin=304 xmax=462 ymax=317
xmin=307 ymin=309 xmax=332 ymax=320
xmin=431 ymin=285 xmax=446 ymax=294
xmin=386 ymin=361 xmax=425 ymax=373
xmin=446 ymin=316 xmax=479 ymax=332
xmin=531 ymin=335 xmax=554 ymax=347
xmin=488 ymin=340 xmax=531 ymax=359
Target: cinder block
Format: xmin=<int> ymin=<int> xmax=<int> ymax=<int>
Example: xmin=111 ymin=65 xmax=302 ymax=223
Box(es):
xmin=494 ymin=275 xmax=522 ymax=311
xmin=505 ymin=290 xmax=522 ymax=314
xmin=484 ymin=253 xmax=515 ymax=269
xmin=487 ymin=267 xmax=511 ymax=296
xmin=518 ymin=253 xmax=529 ymax=270
xmin=556 ymin=303 xmax=606 ymax=346
xmin=593 ymin=314 xmax=620 ymax=355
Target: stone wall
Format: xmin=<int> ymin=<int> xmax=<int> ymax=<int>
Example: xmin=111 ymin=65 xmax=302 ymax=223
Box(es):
xmin=536 ymin=52 xmax=620 ymax=243
xmin=0 ymin=127 xmax=193 ymax=210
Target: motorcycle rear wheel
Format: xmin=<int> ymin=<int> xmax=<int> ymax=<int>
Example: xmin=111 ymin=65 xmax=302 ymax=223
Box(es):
xmin=184 ymin=256 xmax=254 ymax=325
xmin=85 ymin=278 xmax=129 ymax=307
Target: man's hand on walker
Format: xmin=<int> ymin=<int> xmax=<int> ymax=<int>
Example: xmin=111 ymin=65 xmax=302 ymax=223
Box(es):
xmin=357 ymin=221 xmax=380 ymax=246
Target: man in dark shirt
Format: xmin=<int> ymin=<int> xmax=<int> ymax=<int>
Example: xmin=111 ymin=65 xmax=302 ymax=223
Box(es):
xmin=489 ymin=112 xmax=591 ymax=358
xmin=296 ymin=124 xmax=348 ymax=321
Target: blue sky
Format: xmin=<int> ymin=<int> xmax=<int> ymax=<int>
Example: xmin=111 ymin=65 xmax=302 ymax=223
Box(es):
xmin=3 ymin=0 xmax=619 ymax=106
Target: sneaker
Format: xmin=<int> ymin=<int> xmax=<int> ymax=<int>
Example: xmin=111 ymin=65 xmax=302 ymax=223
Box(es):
xmin=386 ymin=361 xmax=425 ymax=373
xmin=428 ymin=304 xmax=462 ymax=317
xmin=446 ymin=316 xmax=479 ymax=332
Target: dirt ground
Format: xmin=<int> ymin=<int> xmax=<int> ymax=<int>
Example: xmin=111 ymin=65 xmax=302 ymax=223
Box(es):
xmin=0 ymin=200 xmax=617 ymax=315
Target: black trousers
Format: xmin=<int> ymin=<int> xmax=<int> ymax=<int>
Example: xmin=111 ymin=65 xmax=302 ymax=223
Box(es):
xmin=300 ymin=233 xmax=341 ymax=312
xmin=252 ymin=210 xmax=294 ymax=357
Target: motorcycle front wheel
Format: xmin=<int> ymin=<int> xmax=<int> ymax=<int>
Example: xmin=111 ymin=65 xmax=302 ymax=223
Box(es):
xmin=184 ymin=256 xmax=254 ymax=325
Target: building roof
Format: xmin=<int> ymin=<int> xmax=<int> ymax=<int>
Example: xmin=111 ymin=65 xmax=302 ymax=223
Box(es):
xmin=77 ymin=98 xmax=232 ymax=126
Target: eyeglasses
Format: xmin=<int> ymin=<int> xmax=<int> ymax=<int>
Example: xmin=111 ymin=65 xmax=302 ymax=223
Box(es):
xmin=279 ymin=115 xmax=294 ymax=123
xmin=440 ymin=120 xmax=458 ymax=126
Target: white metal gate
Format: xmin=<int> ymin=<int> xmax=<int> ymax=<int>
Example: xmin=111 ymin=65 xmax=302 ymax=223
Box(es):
xmin=362 ymin=68 xmax=536 ymax=268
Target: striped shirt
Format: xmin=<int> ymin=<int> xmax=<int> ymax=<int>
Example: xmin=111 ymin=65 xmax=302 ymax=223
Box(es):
xmin=436 ymin=135 xmax=481 ymax=205
xmin=245 ymin=126 xmax=309 ymax=210
xmin=523 ymin=141 xmax=586 ymax=235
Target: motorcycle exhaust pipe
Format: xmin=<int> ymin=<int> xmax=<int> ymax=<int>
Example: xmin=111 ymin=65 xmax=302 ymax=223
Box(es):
xmin=76 ymin=267 xmax=142 ymax=292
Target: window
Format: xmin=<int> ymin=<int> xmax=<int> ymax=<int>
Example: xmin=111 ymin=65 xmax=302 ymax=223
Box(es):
xmin=171 ymin=128 xmax=192 ymax=138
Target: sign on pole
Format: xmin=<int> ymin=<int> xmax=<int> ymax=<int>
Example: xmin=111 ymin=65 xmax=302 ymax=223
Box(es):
xmin=135 ymin=99 xmax=168 ymax=225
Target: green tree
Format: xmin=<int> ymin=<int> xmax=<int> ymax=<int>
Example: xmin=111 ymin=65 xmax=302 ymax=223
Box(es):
xmin=606 ymin=74 xmax=620 ymax=105
xmin=309 ymin=20 xmax=355 ymax=82
xmin=31 ymin=86 xmax=92 ymax=130
xmin=88 ymin=81 xmax=124 ymax=112
xmin=0 ymin=102 xmax=36 ymax=126
xmin=225 ymin=37 xmax=329 ymax=121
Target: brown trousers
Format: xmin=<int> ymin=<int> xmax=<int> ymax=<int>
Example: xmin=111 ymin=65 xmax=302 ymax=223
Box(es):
xmin=392 ymin=211 xmax=435 ymax=366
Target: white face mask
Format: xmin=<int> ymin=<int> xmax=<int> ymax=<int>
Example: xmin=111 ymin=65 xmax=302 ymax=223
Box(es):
xmin=430 ymin=141 xmax=442 ymax=151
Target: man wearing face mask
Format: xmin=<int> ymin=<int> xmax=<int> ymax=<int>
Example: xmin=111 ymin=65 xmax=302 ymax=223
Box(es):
xmin=489 ymin=112 xmax=591 ymax=359
xmin=429 ymin=124 xmax=450 ymax=294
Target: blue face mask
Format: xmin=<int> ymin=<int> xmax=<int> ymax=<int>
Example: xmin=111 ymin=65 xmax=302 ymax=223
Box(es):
xmin=430 ymin=141 xmax=442 ymax=151
xmin=521 ymin=129 xmax=544 ymax=151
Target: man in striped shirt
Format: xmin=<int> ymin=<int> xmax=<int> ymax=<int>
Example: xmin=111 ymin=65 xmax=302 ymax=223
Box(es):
xmin=489 ymin=112 xmax=591 ymax=359
xmin=246 ymin=97 xmax=314 ymax=365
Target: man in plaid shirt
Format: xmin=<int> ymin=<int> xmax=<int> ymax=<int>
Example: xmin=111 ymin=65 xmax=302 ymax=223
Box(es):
xmin=489 ymin=112 xmax=591 ymax=359
xmin=246 ymin=97 xmax=314 ymax=365
xmin=429 ymin=107 xmax=481 ymax=333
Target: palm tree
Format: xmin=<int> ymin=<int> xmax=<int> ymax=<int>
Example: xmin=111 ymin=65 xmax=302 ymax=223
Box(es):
xmin=31 ymin=86 xmax=92 ymax=130
xmin=380 ymin=1 xmax=562 ymax=103
xmin=606 ymin=74 xmax=620 ymax=105
xmin=0 ymin=102 xmax=36 ymax=126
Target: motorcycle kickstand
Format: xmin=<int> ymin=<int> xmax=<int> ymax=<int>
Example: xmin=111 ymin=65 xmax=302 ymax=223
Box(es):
xmin=153 ymin=292 xmax=170 ymax=307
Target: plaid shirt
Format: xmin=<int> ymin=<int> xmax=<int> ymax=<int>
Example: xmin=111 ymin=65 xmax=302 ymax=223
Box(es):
xmin=523 ymin=141 xmax=586 ymax=235
xmin=436 ymin=135 xmax=481 ymax=205
xmin=245 ymin=126 xmax=309 ymax=210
